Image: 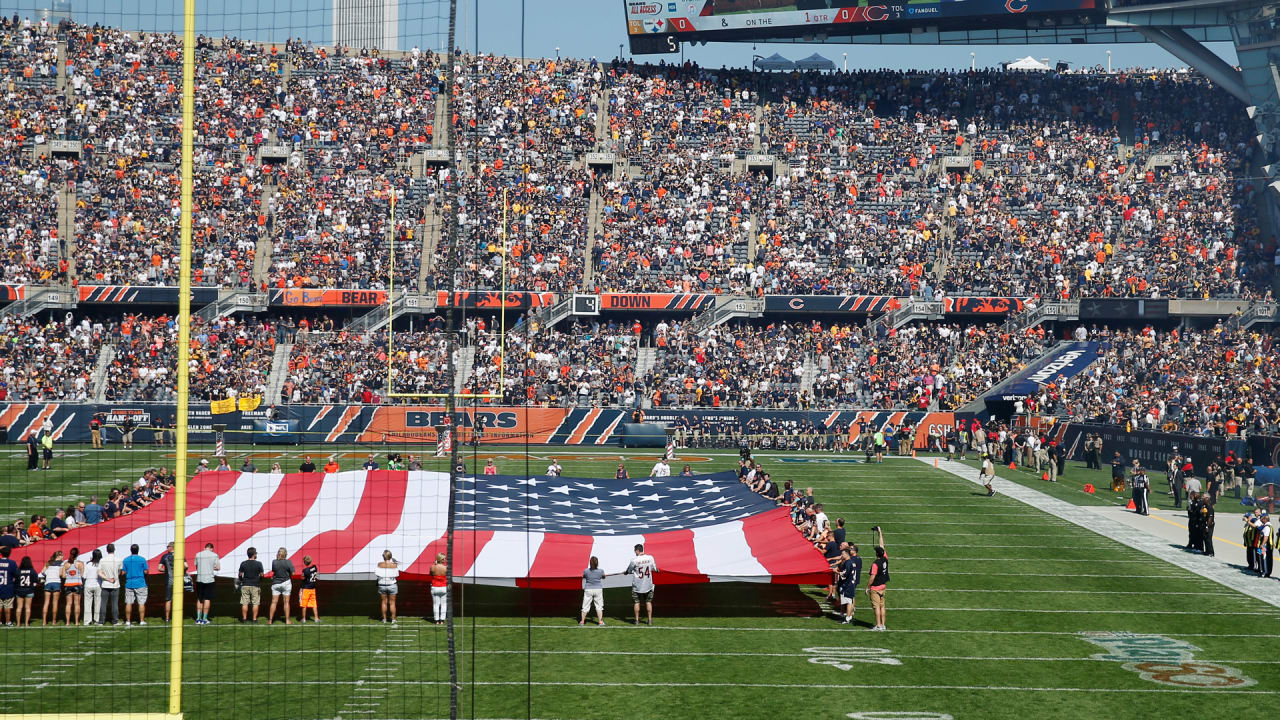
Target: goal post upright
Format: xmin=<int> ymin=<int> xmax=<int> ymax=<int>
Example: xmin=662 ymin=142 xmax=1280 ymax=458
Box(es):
xmin=167 ymin=0 xmax=197 ymax=715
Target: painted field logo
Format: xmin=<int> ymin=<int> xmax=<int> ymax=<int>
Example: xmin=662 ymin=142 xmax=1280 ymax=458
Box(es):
xmin=1079 ymin=632 xmax=1255 ymax=688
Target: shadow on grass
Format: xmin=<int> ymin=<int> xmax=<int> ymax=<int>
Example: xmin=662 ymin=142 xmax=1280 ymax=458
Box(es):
xmin=173 ymin=578 xmax=828 ymax=622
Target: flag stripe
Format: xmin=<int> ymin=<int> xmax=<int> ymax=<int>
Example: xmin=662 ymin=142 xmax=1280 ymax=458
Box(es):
xmin=466 ymin=530 xmax=544 ymax=585
xmin=741 ymin=507 xmax=831 ymax=584
xmin=208 ymin=471 xmax=335 ymax=575
xmin=409 ymin=529 xmax=495 ymax=579
xmin=520 ymin=532 xmax=595 ymax=589
xmin=645 ymin=528 xmax=706 ymax=584
xmin=337 ymin=471 xmax=450 ymax=574
xmin=692 ymin=521 xmax=767 ymax=581
xmin=291 ymin=470 xmax=409 ymax=574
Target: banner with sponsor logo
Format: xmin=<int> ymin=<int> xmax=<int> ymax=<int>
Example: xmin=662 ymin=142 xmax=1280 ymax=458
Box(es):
xmin=997 ymin=341 xmax=1099 ymax=400
xmin=0 ymin=403 xmax=951 ymax=448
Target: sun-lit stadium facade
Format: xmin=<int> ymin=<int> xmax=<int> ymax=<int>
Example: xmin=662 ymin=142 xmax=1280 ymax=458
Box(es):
xmin=332 ymin=0 xmax=399 ymax=51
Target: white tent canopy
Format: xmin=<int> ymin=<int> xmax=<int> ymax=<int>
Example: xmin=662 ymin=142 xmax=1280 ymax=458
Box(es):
xmin=754 ymin=52 xmax=795 ymax=71
xmin=795 ymin=52 xmax=835 ymax=71
xmin=1004 ymin=56 xmax=1052 ymax=72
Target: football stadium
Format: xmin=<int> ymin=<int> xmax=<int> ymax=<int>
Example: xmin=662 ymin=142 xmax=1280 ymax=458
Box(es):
xmin=0 ymin=0 xmax=1278 ymax=718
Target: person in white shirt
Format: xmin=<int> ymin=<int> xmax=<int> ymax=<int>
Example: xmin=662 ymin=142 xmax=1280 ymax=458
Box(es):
xmin=546 ymin=459 xmax=562 ymax=477
xmin=812 ymin=505 xmax=829 ymax=538
xmin=97 ymin=544 xmax=122 ymax=625
xmin=649 ymin=459 xmax=670 ymax=478
xmin=623 ymin=544 xmax=658 ymax=625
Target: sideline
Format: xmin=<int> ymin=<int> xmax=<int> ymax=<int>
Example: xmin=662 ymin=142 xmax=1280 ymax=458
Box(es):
xmin=924 ymin=458 xmax=1280 ymax=609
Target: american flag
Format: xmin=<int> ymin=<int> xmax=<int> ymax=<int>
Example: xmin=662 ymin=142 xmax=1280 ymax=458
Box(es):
xmin=9 ymin=470 xmax=830 ymax=588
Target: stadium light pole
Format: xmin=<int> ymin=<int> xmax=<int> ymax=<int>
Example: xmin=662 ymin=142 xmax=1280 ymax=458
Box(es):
xmin=1107 ymin=50 xmax=1112 ymax=73
xmin=169 ymin=0 xmax=197 ymax=714
xmin=842 ymin=52 xmax=847 ymax=71
xmin=970 ymin=52 xmax=975 ymax=71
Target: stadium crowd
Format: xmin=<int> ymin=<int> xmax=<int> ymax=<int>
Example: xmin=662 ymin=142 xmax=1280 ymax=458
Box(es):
xmin=0 ymin=16 xmax=1273 ymax=300
xmin=1055 ymin=324 xmax=1280 ymax=436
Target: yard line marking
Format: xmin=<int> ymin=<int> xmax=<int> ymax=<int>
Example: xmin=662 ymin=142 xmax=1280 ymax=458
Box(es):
xmin=896 ymin=588 xmax=1237 ymax=597
xmin=889 ymin=557 xmax=1157 ymax=563
xmin=37 ymin=680 xmax=1275 ymax=695
xmin=17 ymin=622 xmax=1274 ymax=638
xmin=924 ymin=458 xmax=1280 ymax=609
xmin=51 ymin=647 xmax=1280 ymax=664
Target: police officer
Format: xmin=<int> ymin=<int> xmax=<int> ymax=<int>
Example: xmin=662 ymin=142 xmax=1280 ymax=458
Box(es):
xmin=1243 ymin=511 xmax=1258 ymax=572
xmin=1199 ymin=498 xmax=1215 ymax=557
xmin=1258 ymin=512 xmax=1274 ymax=578
xmin=1131 ymin=466 xmax=1149 ymax=516
xmin=1186 ymin=492 xmax=1203 ymax=552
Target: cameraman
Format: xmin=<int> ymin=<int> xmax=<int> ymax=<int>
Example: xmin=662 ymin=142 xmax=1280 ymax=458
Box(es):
xmin=866 ymin=526 xmax=890 ymax=631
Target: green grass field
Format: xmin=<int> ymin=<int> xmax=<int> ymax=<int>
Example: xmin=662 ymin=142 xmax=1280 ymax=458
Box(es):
xmin=0 ymin=444 xmax=1275 ymax=720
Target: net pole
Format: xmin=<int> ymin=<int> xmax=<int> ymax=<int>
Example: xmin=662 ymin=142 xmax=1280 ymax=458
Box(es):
xmin=500 ymin=188 xmax=507 ymax=397
xmin=442 ymin=1 xmax=462 ymax=718
xmin=168 ymin=0 xmax=197 ymax=714
xmin=387 ymin=189 xmax=397 ymax=398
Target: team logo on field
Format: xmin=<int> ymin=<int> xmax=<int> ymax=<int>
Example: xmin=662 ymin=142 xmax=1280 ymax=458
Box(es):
xmin=1079 ymin=632 xmax=1255 ymax=688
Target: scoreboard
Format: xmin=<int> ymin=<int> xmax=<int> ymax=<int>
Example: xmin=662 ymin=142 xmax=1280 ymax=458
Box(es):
xmin=624 ymin=0 xmax=1104 ymax=54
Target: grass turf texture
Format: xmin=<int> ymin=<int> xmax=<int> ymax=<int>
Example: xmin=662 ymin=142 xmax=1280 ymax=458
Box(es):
xmin=0 ymin=446 xmax=1275 ymax=720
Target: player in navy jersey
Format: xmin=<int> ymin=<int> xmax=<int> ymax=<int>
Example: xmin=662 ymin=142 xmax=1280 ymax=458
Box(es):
xmin=15 ymin=556 xmax=37 ymax=626
xmin=0 ymin=546 xmax=15 ymax=626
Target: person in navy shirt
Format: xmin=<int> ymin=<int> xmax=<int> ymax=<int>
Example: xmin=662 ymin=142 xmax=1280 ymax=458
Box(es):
xmin=0 ymin=546 xmax=16 ymax=626
xmin=362 ymin=454 xmax=379 ymax=471
xmin=837 ymin=545 xmax=863 ymax=625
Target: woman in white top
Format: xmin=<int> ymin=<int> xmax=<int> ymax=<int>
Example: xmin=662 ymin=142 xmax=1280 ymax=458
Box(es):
xmin=82 ymin=549 xmax=102 ymax=625
xmin=41 ymin=551 xmax=64 ymax=626
xmin=375 ymin=550 xmax=399 ymax=624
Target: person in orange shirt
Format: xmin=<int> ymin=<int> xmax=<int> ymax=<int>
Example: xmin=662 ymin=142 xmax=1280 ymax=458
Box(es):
xmin=322 ymin=458 xmax=340 ymax=473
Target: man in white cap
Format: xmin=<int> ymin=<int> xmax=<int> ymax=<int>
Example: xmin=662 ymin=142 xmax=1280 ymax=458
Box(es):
xmin=194 ymin=459 xmax=210 ymax=475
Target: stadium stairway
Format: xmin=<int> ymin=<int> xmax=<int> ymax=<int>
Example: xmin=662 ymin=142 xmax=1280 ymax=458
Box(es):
xmin=454 ymin=346 xmax=475 ymax=394
xmin=433 ymin=94 xmax=449 ymax=150
xmin=90 ymin=346 xmax=115 ymax=403
xmin=635 ymin=344 xmax=657 ymax=382
xmin=265 ymin=342 xmax=293 ymax=404
xmin=252 ymin=180 xmax=276 ymax=287
xmin=583 ymin=189 xmax=604 ymax=287
xmin=594 ymin=88 xmax=610 ymax=144
xmin=419 ymin=199 xmax=441 ymax=287
xmin=799 ymin=354 xmax=817 ymax=394
xmin=58 ymin=183 xmax=76 ymax=278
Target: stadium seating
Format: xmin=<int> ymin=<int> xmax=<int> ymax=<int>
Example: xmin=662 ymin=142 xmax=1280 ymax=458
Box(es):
xmin=0 ymin=19 xmax=1268 ymax=298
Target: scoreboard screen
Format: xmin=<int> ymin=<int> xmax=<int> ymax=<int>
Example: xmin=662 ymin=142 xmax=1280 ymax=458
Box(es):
xmin=624 ymin=0 xmax=1101 ymax=49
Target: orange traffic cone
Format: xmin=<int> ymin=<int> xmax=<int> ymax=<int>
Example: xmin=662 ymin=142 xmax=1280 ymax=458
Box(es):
xmin=1041 ymin=472 xmax=1049 ymax=481
xmin=1008 ymin=462 xmax=1017 ymax=470
xmin=933 ymin=458 xmax=939 ymax=468
xmin=1125 ymin=499 xmax=1136 ymax=510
